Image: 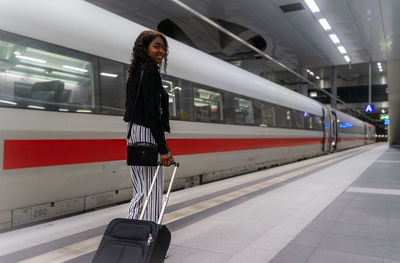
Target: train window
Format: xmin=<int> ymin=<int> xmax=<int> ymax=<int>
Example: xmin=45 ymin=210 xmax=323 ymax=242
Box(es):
xmin=223 ymin=93 xmax=235 ymax=124
xmin=162 ymin=75 xmax=180 ymax=119
xmin=314 ymin=116 xmax=323 ymax=131
xmin=0 ymin=30 xmax=99 ymax=113
xmin=276 ymin=106 xmax=291 ymax=128
xmin=308 ymin=116 xmax=314 ymax=130
xmin=99 ymin=58 xmax=124 ymax=115
xmin=260 ymin=102 xmax=275 ymax=127
xmin=303 ymin=112 xmax=313 ymax=130
xmin=340 ymin=121 xmax=353 ymax=133
xmin=124 ymin=64 xmax=129 ymax=82
xmin=234 ymin=97 xmax=254 ymax=125
xmin=253 ymin=100 xmax=262 ymax=126
xmin=341 ymin=122 xmax=363 ymax=134
xmin=193 ymin=87 xmax=223 ymax=122
xmin=292 ymin=110 xmax=304 ymax=129
xmin=176 ymin=78 xmax=193 ymax=121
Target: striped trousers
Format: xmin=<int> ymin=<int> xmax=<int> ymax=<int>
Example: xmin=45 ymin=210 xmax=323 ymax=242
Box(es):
xmin=127 ymin=123 xmax=164 ymax=222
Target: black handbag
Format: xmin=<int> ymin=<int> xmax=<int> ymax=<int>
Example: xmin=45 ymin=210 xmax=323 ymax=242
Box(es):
xmin=127 ymin=71 xmax=158 ymax=166
xmin=127 ymin=142 xmax=158 ymax=166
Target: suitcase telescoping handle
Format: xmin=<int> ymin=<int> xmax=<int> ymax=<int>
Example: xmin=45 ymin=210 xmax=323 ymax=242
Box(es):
xmin=139 ymin=161 xmax=179 ymax=224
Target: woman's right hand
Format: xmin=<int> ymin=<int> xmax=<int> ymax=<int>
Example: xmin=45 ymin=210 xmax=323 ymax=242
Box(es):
xmin=160 ymin=153 xmax=174 ymax=166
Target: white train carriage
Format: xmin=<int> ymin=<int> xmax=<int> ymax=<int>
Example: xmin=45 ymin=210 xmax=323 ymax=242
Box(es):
xmin=0 ymin=0 xmax=374 ymax=229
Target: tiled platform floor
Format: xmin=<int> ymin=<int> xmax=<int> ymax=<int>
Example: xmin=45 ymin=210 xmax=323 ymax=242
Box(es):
xmin=0 ymin=143 xmax=389 ymax=263
xmin=270 ymin=146 xmax=400 ymax=263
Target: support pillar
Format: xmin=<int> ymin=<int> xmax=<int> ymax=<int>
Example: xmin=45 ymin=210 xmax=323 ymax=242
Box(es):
xmin=330 ymin=66 xmax=337 ymax=109
xmin=388 ymin=60 xmax=400 ymax=146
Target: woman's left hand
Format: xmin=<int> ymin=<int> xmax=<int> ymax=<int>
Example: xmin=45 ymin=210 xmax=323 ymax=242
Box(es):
xmin=160 ymin=153 xmax=174 ymax=166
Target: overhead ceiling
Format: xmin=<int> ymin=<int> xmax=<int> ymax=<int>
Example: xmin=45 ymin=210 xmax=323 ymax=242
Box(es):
xmin=86 ymin=0 xmax=398 ymax=84
xmin=86 ymin=0 xmax=393 ymax=132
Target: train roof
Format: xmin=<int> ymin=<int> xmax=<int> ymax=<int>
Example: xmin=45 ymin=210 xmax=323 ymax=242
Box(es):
xmin=2 ymin=0 xmax=324 ymax=116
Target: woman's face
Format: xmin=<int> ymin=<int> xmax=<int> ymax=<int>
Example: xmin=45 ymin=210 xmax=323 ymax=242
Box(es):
xmin=147 ymin=36 xmax=166 ymax=64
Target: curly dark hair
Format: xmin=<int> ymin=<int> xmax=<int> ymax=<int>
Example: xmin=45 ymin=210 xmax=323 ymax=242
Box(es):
xmin=127 ymin=30 xmax=168 ymax=79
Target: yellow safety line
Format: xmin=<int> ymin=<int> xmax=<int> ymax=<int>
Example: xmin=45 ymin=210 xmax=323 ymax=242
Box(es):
xmin=17 ymin=236 xmax=102 ymax=263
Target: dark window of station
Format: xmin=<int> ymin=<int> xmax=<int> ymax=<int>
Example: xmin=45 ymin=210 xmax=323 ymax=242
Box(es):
xmin=193 ymin=86 xmax=223 ymax=122
xmin=234 ymin=96 xmax=254 ymax=125
xmin=99 ymin=58 xmax=125 ymax=115
xmin=0 ymin=29 xmax=99 ymax=113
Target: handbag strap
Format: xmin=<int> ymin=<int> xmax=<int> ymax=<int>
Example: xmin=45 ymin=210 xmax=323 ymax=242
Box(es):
xmin=127 ymin=70 xmax=144 ymax=140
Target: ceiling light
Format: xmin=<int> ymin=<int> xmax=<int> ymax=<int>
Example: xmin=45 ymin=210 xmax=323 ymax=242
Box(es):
xmin=316 ymin=76 xmax=320 ymax=79
xmin=307 ymin=69 xmax=311 ymax=73
xmin=337 ymin=46 xmax=347 ymax=54
xmin=59 ymin=108 xmax=69 ymax=112
xmin=0 ymin=99 xmax=17 ymax=105
xmin=329 ymin=34 xmax=340 ymax=44
xmin=76 ymin=109 xmax=92 ymax=113
xmin=309 ymin=71 xmax=315 ymax=76
xmin=344 ymin=55 xmax=351 ymax=63
xmin=318 ymin=18 xmax=331 ymax=31
xmin=377 ymin=62 xmax=382 ymax=71
xmin=52 ymin=71 xmax=81 ymax=78
xmin=15 ymin=55 xmax=46 ymax=64
xmin=100 ymin=72 xmax=118 ymax=78
xmin=304 ymin=0 xmax=320 ymax=13
xmin=28 ymin=105 xmax=45 ymax=110
xmin=62 ymin=65 xmax=88 ymax=73
xmin=309 ymin=92 xmax=317 ymax=97
xmin=14 ymin=64 xmax=46 ymax=72
xmin=381 ymin=109 xmax=385 ymax=113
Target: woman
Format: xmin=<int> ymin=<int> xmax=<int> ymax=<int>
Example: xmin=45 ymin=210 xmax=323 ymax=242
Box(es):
xmin=123 ymin=30 xmax=174 ymax=222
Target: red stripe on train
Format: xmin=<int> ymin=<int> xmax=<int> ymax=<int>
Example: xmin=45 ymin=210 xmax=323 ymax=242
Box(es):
xmin=3 ymin=138 xmax=323 ymax=170
xmin=3 ymin=139 xmax=126 ymax=170
xmin=167 ymin=138 xmax=323 ymax=155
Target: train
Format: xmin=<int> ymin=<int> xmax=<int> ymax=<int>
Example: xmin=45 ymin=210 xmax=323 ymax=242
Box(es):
xmin=0 ymin=0 xmax=375 ymax=229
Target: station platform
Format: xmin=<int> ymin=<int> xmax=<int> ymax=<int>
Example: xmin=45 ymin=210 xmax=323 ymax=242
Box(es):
xmin=0 ymin=143 xmax=395 ymax=263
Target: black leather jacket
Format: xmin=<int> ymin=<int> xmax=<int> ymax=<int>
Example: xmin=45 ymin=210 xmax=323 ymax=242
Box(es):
xmin=123 ymin=63 xmax=170 ymax=154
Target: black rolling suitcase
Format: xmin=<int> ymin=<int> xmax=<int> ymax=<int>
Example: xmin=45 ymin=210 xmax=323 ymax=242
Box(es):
xmin=92 ymin=161 xmax=179 ymax=263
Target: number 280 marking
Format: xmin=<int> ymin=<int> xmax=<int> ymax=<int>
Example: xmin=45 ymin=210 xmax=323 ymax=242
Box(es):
xmin=32 ymin=208 xmax=48 ymax=218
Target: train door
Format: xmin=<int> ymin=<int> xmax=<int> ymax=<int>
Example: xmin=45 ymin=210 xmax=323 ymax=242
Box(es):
xmin=331 ymin=111 xmax=338 ymax=151
xmin=322 ymin=108 xmax=329 ymax=153
xmin=364 ymin=124 xmax=368 ymax=144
